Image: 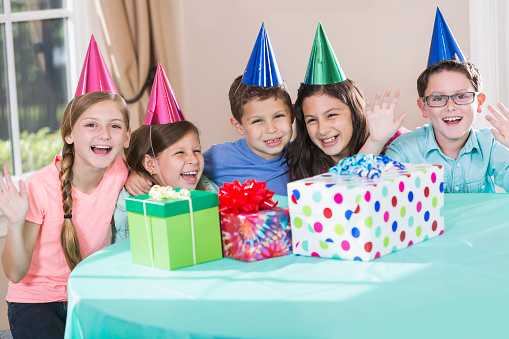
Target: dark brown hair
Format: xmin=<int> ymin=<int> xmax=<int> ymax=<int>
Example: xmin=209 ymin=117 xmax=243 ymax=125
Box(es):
xmin=417 ymin=59 xmax=483 ymax=98
xmin=287 ymin=80 xmax=368 ymax=180
xmin=228 ymin=74 xmax=292 ymax=122
xmin=60 ymin=92 xmax=130 ymax=270
xmin=126 ymin=121 xmax=204 ymax=190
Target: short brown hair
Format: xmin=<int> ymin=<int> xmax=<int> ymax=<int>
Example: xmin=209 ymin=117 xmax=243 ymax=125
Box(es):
xmin=228 ymin=74 xmax=292 ymax=122
xmin=417 ymin=59 xmax=483 ymax=98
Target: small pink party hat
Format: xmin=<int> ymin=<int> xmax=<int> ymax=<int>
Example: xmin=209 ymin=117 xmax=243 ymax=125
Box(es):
xmin=75 ymin=35 xmax=118 ymax=96
xmin=143 ymin=62 xmax=185 ymax=125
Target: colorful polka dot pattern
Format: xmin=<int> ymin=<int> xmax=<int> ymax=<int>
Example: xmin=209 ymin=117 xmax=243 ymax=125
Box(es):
xmin=287 ymin=163 xmax=444 ymax=261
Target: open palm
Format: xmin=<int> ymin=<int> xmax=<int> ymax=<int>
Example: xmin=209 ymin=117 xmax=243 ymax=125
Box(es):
xmin=486 ymin=103 xmax=509 ymax=148
xmin=366 ymin=89 xmax=407 ymax=146
xmin=0 ymin=166 xmax=28 ymax=226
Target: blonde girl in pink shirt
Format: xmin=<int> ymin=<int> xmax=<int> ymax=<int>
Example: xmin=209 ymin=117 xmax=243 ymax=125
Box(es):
xmin=0 ymin=91 xmax=130 ymax=338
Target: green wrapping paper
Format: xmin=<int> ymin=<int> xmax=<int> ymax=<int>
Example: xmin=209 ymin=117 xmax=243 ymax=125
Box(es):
xmin=126 ymin=189 xmax=223 ymax=270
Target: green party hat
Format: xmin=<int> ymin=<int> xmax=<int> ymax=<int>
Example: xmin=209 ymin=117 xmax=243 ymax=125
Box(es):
xmin=304 ymin=22 xmax=346 ymax=85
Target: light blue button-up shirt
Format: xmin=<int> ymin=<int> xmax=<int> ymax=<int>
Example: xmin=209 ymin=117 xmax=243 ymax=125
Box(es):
xmin=384 ymin=123 xmax=509 ymax=193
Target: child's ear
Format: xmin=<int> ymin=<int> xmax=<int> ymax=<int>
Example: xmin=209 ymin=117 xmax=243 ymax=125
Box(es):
xmin=477 ymin=93 xmax=487 ymax=113
xmin=124 ymin=129 xmax=131 ymax=148
xmin=142 ymin=154 xmax=156 ymax=174
xmin=64 ymin=134 xmax=74 ymax=145
xmin=417 ymin=98 xmax=429 ymax=118
xmin=230 ymin=117 xmax=245 ymax=136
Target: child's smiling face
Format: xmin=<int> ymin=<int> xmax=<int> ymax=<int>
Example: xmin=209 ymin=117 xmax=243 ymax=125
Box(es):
xmin=418 ymin=70 xmax=486 ymax=147
xmin=147 ymin=131 xmax=204 ymax=190
xmin=302 ymin=93 xmax=353 ymax=163
xmin=231 ymin=97 xmax=293 ymax=161
xmin=65 ymin=100 xmax=130 ymax=171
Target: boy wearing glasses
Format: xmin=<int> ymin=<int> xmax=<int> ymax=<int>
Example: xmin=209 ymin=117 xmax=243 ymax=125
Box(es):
xmin=385 ymin=59 xmax=509 ymax=193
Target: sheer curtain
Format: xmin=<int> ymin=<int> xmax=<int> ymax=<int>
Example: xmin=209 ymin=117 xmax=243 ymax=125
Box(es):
xmin=95 ymin=0 xmax=169 ymax=129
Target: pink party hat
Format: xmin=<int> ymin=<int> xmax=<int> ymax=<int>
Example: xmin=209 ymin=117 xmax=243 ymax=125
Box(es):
xmin=75 ymin=35 xmax=118 ymax=96
xmin=143 ymin=62 xmax=185 ymax=125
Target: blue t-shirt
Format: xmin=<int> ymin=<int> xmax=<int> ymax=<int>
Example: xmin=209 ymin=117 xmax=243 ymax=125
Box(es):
xmin=203 ymin=138 xmax=290 ymax=195
xmin=384 ymin=123 xmax=509 ymax=193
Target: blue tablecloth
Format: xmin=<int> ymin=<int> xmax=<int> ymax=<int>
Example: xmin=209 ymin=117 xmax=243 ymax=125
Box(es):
xmin=65 ymin=194 xmax=509 ymax=338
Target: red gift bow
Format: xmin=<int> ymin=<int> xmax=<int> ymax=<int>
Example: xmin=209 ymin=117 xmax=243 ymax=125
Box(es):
xmin=218 ymin=180 xmax=278 ymax=212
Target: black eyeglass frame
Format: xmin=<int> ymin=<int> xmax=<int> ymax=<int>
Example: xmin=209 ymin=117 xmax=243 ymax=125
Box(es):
xmin=421 ymin=91 xmax=481 ymax=107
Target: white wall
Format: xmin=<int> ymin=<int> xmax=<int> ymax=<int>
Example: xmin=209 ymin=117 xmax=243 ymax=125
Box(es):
xmin=154 ymin=0 xmax=470 ymax=150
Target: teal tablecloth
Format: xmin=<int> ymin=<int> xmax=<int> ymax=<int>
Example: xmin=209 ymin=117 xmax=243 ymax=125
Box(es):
xmin=65 ymin=194 xmax=509 ymax=338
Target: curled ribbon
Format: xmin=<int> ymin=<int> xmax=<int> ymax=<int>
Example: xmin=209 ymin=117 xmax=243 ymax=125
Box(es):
xmin=329 ymin=154 xmax=405 ymax=179
xmin=149 ymin=185 xmax=191 ymax=200
xmin=218 ymin=180 xmax=278 ymax=212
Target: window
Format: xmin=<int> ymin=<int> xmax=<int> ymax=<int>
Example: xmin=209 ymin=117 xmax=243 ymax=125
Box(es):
xmin=469 ymin=0 xmax=509 ymax=130
xmin=0 ymin=0 xmax=75 ymax=177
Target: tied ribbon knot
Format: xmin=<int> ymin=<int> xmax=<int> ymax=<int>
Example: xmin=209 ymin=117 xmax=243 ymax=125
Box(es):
xmin=329 ymin=154 xmax=405 ymax=179
xmin=218 ymin=180 xmax=277 ymax=212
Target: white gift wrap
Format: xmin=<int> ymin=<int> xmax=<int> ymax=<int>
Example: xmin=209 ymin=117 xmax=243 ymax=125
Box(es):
xmin=287 ymin=164 xmax=444 ymax=261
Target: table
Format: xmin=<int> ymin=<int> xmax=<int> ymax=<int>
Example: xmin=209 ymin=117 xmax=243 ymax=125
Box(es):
xmin=65 ymin=194 xmax=509 ymax=338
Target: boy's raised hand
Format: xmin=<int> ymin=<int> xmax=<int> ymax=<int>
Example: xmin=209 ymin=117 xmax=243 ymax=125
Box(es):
xmin=486 ymin=103 xmax=509 ymax=148
xmin=0 ymin=166 xmax=28 ymax=226
xmin=366 ymin=89 xmax=407 ymax=148
xmin=125 ymin=171 xmax=152 ymax=196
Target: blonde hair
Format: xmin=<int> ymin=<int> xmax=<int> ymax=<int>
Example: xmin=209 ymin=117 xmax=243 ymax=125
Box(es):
xmin=59 ymin=92 xmax=130 ymax=270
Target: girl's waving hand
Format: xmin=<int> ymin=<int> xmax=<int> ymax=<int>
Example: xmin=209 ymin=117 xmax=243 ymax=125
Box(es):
xmin=0 ymin=166 xmax=28 ymax=227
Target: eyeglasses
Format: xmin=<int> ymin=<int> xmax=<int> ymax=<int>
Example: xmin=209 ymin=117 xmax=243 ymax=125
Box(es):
xmin=422 ymin=92 xmax=479 ymax=107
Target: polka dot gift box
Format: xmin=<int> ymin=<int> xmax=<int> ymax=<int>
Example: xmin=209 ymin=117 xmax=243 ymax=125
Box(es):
xmin=287 ymin=155 xmax=444 ymax=261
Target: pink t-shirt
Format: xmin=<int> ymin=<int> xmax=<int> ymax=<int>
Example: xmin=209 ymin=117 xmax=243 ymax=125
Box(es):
xmin=6 ymin=155 xmax=128 ymax=303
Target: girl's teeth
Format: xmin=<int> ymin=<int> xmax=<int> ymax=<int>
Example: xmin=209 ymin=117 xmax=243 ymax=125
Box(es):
xmin=323 ymin=136 xmax=336 ymax=143
xmin=265 ymin=138 xmax=280 ymax=143
xmin=182 ymin=171 xmax=197 ymax=175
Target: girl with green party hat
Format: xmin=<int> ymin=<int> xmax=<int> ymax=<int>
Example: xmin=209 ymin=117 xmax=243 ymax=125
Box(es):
xmin=287 ymin=23 xmax=407 ymax=180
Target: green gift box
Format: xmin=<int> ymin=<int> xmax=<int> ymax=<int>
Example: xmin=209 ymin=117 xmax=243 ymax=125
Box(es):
xmin=126 ymin=189 xmax=223 ymax=270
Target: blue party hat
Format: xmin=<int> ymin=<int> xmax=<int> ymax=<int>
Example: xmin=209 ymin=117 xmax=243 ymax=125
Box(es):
xmin=241 ymin=23 xmax=283 ymax=87
xmin=427 ymin=8 xmax=466 ymax=66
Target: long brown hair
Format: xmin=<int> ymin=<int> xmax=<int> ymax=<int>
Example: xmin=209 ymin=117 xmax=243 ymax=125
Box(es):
xmin=126 ymin=121 xmax=204 ymax=190
xmin=287 ymin=80 xmax=368 ymax=180
xmin=60 ymin=92 xmax=130 ymax=270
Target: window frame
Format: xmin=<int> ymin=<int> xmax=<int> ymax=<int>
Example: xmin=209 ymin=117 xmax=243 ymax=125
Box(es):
xmin=469 ymin=0 xmax=509 ymax=130
xmin=0 ymin=0 xmax=89 ymax=230
xmin=0 ymin=0 xmax=87 ymax=178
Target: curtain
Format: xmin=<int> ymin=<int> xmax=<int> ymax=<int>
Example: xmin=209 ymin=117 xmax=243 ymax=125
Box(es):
xmin=95 ymin=0 xmax=169 ymax=130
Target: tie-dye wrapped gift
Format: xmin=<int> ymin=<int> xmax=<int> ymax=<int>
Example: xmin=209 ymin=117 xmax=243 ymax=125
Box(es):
xmin=219 ymin=180 xmax=292 ymax=262
xmin=287 ymin=155 xmax=444 ymax=261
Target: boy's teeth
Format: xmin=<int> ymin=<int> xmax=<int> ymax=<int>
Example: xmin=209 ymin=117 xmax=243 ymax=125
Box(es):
xmin=323 ymin=136 xmax=336 ymax=143
xmin=443 ymin=117 xmax=461 ymax=122
xmin=265 ymin=137 xmax=280 ymax=143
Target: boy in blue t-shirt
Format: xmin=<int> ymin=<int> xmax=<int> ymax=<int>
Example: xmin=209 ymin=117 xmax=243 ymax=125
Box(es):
xmin=203 ymin=75 xmax=293 ymax=195
xmin=385 ymin=59 xmax=509 ymax=193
